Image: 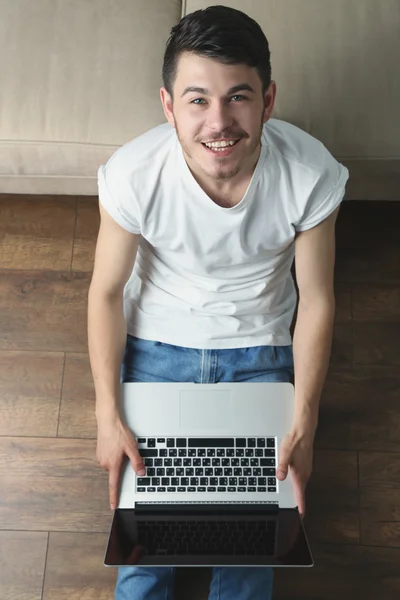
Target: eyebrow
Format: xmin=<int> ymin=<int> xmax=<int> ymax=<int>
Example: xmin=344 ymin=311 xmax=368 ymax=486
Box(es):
xmin=180 ymin=83 xmax=256 ymax=98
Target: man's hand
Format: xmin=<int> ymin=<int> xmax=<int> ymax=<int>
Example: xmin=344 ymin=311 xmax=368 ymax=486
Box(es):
xmin=276 ymin=430 xmax=314 ymax=518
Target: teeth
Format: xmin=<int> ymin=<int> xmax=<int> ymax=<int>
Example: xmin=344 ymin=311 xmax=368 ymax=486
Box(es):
xmin=204 ymin=140 xmax=238 ymax=149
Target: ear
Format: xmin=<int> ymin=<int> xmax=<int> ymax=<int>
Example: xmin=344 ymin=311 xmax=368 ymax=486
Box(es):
xmin=262 ymin=80 xmax=277 ymax=124
xmin=160 ymin=87 xmax=176 ymax=128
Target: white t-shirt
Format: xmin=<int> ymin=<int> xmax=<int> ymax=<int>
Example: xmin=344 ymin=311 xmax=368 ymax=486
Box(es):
xmin=98 ymin=118 xmax=349 ymax=349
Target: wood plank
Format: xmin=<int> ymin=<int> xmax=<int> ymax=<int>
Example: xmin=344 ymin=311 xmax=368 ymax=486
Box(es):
xmin=274 ymin=543 xmax=400 ymax=599
xmin=305 ymin=449 xmax=359 ymax=544
xmin=58 ymin=352 xmax=97 ymax=438
xmin=72 ymin=198 xmax=99 ymax=273
xmin=352 ymin=284 xmax=400 ymax=322
xmin=359 ymin=453 xmax=400 ymax=548
xmin=0 ymin=350 xmax=63 ymax=436
xmin=354 ymin=322 xmax=400 ymax=366
xmin=42 ymin=532 xmax=115 ymax=600
xmin=315 ymin=365 xmax=400 ymax=452
xmin=330 ymin=324 xmax=353 ymax=367
xmin=0 ymin=437 xmax=111 ymax=532
xmin=0 ymin=531 xmax=48 ymax=600
xmin=335 ymin=200 xmax=400 ymax=284
xmin=0 ymin=270 xmax=91 ymax=352
xmin=360 ymin=487 xmax=400 ymax=548
xmin=0 ymin=195 xmax=76 ymax=270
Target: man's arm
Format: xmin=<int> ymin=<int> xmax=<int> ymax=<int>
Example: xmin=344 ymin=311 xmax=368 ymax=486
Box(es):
xmin=291 ymin=204 xmax=340 ymax=436
xmin=276 ymin=204 xmax=340 ymax=515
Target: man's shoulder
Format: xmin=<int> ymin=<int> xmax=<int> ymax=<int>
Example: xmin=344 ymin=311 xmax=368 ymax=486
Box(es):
xmin=264 ymin=118 xmax=332 ymax=173
xmin=104 ymin=121 xmax=176 ymax=177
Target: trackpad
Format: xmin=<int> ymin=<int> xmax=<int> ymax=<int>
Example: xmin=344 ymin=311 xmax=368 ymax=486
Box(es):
xmin=180 ymin=390 xmax=231 ymax=429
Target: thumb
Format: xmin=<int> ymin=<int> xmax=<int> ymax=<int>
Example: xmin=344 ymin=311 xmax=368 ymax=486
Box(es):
xmin=277 ymin=435 xmax=293 ymax=480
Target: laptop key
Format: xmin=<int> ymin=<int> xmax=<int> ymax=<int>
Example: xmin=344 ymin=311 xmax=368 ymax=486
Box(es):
xmin=147 ymin=487 xmax=156 ymax=492
xmin=267 ymin=438 xmax=275 ymax=447
xmin=148 ymin=438 xmax=156 ymax=447
xmin=137 ymin=487 xmax=146 ymax=492
xmin=207 ymin=487 xmax=217 ymax=492
xmin=157 ymin=487 xmax=166 ymax=492
xmin=238 ymin=487 xmax=246 ymax=492
xmin=236 ymin=438 xmax=246 ymax=447
xmin=137 ymin=478 xmax=150 ymax=486
xmin=167 ymin=439 xmax=175 ymax=447
xmin=257 ymin=438 xmax=266 ymax=447
xmin=258 ymin=487 xmax=266 ymax=492
xmin=137 ymin=438 xmax=146 ymax=444
xmin=228 ymin=487 xmax=236 ymax=492
xmin=268 ymin=487 xmax=276 ymax=492
xmin=263 ymin=468 xmax=275 ymax=476
xmin=217 ymin=487 xmax=226 ymax=492
xmin=151 ymin=478 xmax=160 ymax=486
xmin=189 ymin=438 xmax=234 ymax=447
xmin=261 ymin=458 xmax=275 ymax=466
xmin=168 ymin=449 xmax=177 ymax=457
xmin=176 ymin=438 xmax=187 ymax=447
xmin=265 ymin=449 xmax=275 ymax=456
xmin=177 ymin=487 xmax=185 ymax=492
xmin=167 ymin=487 xmax=176 ymax=492
xmin=188 ymin=487 xmax=196 ymax=492
xmin=248 ymin=487 xmax=256 ymax=492
xmin=198 ymin=487 xmax=206 ymax=492
xmin=139 ymin=449 xmax=158 ymax=457
xmin=162 ymin=478 xmax=170 ymax=486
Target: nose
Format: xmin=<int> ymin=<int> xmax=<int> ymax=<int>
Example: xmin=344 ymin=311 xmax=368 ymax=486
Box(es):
xmin=205 ymin=100 xmax=234 ymax=134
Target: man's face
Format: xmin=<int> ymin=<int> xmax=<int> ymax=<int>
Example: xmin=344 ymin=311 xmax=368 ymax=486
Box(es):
xmin=160 ymin=52 xmax=276 ymax=184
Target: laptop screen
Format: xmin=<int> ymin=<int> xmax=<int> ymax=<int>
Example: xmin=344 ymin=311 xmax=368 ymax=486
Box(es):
xmin=104 ymin=506 xmax=313 ymax=567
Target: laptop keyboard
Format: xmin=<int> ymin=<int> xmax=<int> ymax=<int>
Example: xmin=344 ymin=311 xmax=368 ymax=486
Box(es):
xmin=136 ymin=437 xmax=277 ymax=494
xmin=137 ymin=519 xmax=276 ymax=555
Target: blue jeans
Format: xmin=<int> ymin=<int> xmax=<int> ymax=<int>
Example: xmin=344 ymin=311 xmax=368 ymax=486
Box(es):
xmin=116 ymin=335 xmax=294 ymax=600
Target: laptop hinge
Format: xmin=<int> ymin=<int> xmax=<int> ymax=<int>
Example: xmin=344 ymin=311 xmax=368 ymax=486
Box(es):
xmin=134 ymin=502 xmax=279 ymax=516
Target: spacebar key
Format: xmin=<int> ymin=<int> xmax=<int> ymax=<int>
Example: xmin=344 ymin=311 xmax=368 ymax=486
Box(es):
xmin=189 ymin=438 xmax=234 ymax=447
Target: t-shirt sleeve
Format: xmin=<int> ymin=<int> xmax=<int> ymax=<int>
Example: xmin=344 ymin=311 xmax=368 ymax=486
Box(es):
xmin=97 ymin=164 xmax=141 ymax=235
xmin=294 ymin=149 xmax=350 ymax=232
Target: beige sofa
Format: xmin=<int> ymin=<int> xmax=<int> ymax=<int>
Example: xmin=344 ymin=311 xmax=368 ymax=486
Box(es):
xmin=1 ymin=0 xmax=399 ymax=200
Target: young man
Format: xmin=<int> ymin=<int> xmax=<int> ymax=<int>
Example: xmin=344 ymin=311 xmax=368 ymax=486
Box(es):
xmin=88 ymin=5 xmax=349 ymax=600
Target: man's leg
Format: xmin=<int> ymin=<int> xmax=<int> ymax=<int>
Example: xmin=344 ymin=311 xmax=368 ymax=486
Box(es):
xmin=115 ymin=567 xmax=175 ymax=600
xmin=208 ymin=567 xmax=274 ymax=600
xmin=208 ymin=344 xmax=294 ymax=600
xmin=115 ymin=335 xmax=204 ymax=600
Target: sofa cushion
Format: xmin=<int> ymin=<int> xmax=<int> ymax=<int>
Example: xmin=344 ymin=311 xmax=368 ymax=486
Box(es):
xmin=0 ymin=0 xmax=182 ymax=195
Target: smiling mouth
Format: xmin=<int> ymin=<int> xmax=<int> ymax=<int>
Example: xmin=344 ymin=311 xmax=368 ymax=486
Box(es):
xmin=201 ymin=139 xmax=241 ymax=154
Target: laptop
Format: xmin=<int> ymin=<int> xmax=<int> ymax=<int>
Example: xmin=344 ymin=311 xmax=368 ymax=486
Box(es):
xmin=104 ymin=381 xmax=313 ymax=567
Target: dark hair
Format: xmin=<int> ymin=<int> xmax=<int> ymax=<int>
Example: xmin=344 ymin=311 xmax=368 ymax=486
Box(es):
xmin=162 ymin=5 xmax=272 ymax=101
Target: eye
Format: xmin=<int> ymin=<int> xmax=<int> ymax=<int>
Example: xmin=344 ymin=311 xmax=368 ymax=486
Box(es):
xmin=190 ymin=95 xmax=247 ymax=105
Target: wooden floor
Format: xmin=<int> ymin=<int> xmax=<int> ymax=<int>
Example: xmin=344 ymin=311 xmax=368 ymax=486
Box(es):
xmin=0 ymin=195 xmax=399 ymax=600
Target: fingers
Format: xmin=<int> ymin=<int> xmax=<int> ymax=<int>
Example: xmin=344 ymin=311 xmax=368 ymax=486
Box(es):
xmin=277 ymin=435 xmax=292 ymax=480
xmin=127 ymin=446 xmax=146 ymax=477
xmin=109 ymin=463 xmax=121 ymax=510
